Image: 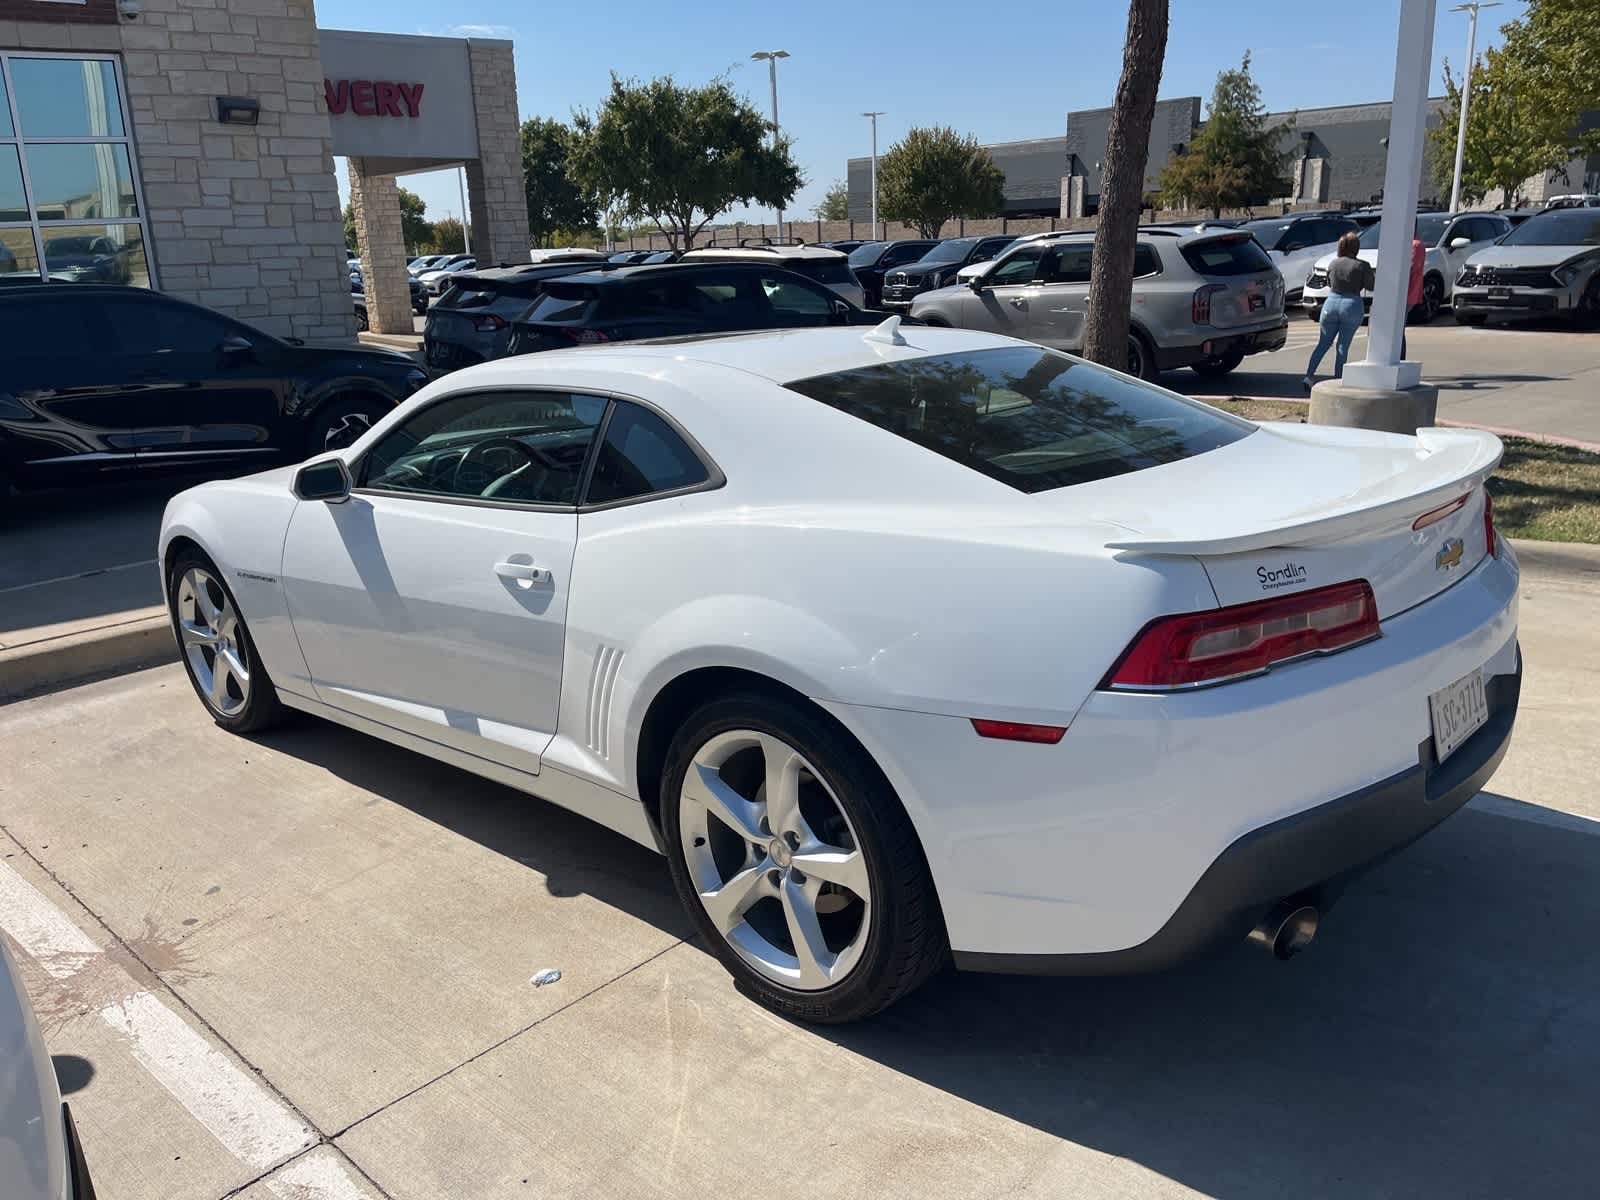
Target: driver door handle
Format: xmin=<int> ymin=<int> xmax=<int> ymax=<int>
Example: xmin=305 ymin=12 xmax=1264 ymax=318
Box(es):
xmin=494 ymin=561 xmax=550 ymax=583
xmin=1009 ymin=297 xmax=1027 ymax=309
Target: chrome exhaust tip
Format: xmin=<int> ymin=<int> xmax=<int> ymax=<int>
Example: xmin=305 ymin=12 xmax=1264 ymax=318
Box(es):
xmin=1248 ymin=903 xmax=1320 ymax=961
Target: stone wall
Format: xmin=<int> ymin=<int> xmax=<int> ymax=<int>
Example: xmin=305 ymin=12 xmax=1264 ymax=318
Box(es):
xmin=464 ymin=39 xmax=529 ymax=268
xmin=348 ymin=158 xmax=413 ymax=334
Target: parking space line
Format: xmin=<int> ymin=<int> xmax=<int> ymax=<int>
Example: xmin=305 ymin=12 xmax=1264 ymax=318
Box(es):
xmin=0 ymin=859 xmax=377 ymax=1198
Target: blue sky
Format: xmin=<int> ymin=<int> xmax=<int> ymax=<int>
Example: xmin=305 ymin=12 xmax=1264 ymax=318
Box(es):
xmin=319 ymin=0 xmax=1525 ymax=238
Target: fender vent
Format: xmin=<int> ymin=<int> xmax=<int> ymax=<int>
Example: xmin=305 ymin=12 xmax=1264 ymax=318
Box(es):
xmin=585 ymin=645 xmax=623 ymax=759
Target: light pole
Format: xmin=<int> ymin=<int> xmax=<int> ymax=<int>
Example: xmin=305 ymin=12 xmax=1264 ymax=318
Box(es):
xmin=1447 ymin=2 xmax=1499 ymax=214
xmin=863 ymin=111 xmax=884 ymax=233
xmin=751 ymin=50 xmax=790 ymax=239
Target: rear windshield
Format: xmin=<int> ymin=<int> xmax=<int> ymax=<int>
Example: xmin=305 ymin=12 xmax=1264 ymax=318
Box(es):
xmin=848 ymin=242 xmax=887 ymax=267
xmin=1501 ymin=209 xmax=1600 ymax=246
xmin=785 ymin=346 xmax=1252 ymax=493
xmin=1180 ymin=235 xmax=1275 ymax=277
xmin=789 ymin=258 xmax=855 ymax=285
xmin=522 ymin=284 xmax=598 ymax=324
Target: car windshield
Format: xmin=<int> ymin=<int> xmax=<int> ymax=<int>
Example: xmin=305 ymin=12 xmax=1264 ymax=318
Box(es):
xmin=848 ymin=242 xmax=887 ymax=267
xmin=1501 ymin=209 xmax=1600 ymax=247
xmin=785 ymin=346 xmax=1253 ymax=494
xmin=1359 ymin=214 xmax=1450 ymax=249
xmin=790 ymin=258 xmax=855 ymax=286
xmin=521 ymin=283 xmax=599 ymax=323
xmin=916 ymin=238 xmax=978 ymax=265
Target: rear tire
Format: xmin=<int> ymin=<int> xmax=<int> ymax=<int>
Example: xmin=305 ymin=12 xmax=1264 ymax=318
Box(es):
xmin=167 ymin=548 xmax=287 ymax=735
xmin=660 ymin=690 xmax=947 ymax=1023
xmin=306 ymin=394 xmax=390 ymax=455
xmin=1126 ymin=331 xmax=1159 ymax=381
xmin=1409 ymin=274 xmax=1443 ymax=324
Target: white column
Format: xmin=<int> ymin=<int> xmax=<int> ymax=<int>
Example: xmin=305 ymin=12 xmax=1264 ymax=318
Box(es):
xmin=1343 ymin=0 xmax=1437 ymax=392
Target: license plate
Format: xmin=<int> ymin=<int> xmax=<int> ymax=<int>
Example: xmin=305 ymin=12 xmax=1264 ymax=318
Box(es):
xmin=1248 ymin=294 xmax=1265 ymax=311
xmin=1428 ymin=668 xmax=1489 ymax=763
xmin=1488 ymin=286 xmax=1512 ymax=299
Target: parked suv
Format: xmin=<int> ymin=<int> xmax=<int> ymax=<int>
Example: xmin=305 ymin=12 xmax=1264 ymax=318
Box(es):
xmin=0 ymin=285 xmax=428 ymax=497
xmin=880 ymin=235 xmax=1017 ymax=312
xmin=681 ymin=242 xmax=865 ymax=308
xmin=910 ymin=229 xmax=1287 ymax=380
xmin=1452 ymin=207 xmax=1600 ymax=326
xmin=1302 ymin=212 xmax=1510 ymax=322
xmin=505 ymin=262 xmax=873 ymax=355
xmin=848 ymin=239 xmax=939 ymax=308
xmin=1237 ymin=214 xmax=1359 ymax=305
xmin=423 ymin=261 xmax=623 ymax=370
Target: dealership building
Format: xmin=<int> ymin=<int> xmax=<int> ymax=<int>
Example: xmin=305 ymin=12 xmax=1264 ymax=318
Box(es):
xmin=0 ymin=0 xmax=528 ymax=339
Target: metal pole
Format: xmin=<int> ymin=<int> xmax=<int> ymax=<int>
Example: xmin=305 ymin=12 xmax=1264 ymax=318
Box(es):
xmin=458 ymin=166 xmax=471 ymax=255
xmin=1448 ymin=3 xmax=1498 ymax=214
xmin=863 ymin=111 xmax=884 ymax=231
xmin=768 ymin=57 xmax=782 ymax=239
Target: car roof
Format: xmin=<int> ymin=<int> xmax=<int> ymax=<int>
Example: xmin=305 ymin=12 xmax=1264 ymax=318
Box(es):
xmin=529 ymin=261 xmax=832 ymax=287
xmin=683 ymin=244 xmax=848 ymax=261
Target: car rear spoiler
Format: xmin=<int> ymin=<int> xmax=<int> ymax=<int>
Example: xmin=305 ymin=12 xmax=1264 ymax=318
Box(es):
xmin=1105 ymin=428 xmax=1503 ymax=556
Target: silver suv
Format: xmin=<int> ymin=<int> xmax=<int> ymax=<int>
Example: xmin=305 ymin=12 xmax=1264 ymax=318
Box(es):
xmin=909 ymin=228 xmax=1287 ymax=380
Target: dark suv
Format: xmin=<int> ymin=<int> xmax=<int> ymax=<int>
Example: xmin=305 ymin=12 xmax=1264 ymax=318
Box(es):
xmin=880 ymin=235 xmax=1018 ymax=311
xmin=847 ymin=239 xmax=940 ymax=308
xmin=0 ymin=285 xmax=428 ymax=496
xmin=505 ymin=262 xmax=874 ymax=355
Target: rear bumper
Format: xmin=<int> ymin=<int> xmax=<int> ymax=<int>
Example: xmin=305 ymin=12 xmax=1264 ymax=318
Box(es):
xmin=1158 ymin=318 xmax=1288 ymax=368
xmin=956 ymin=661 xmax=1519 ymax=975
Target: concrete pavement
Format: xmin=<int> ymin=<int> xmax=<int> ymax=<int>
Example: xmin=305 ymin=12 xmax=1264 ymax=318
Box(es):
xmin=1 ymin=549 xmax=1597 ymax=1198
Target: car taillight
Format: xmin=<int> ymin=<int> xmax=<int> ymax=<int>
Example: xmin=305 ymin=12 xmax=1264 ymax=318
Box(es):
xmin=1483 ymin=488 xmax=1497 ymax=557
xmin=1192 ymin=283 xmax=1224 ymax=325
xmin=560 ymin=328 xmax=610 ymax=344
xmin=1102 ymin=579 xmax=1380 ymax=691
xmin=469 ymin=313 xmax=508 ymax=332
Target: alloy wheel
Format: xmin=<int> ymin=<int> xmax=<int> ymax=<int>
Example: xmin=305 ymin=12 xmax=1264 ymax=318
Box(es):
xmin=1127 ymin=335 xmax=1149 ymax=380
xmin=678 ymin=729 xmax=872 ymax=990
xmin=175 ymin=567 xmax=251 ymax=717
xmin=323 ymin=411 xmax=374 ymax=451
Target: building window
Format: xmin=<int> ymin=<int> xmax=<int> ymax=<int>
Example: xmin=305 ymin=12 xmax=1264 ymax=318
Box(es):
xmin=0 ymin=53 xmax=152 ymax=288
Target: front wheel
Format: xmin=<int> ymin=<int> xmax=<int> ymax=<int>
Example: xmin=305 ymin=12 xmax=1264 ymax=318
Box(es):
xmin=306 ymin=394 xmax=390 ymax=455
xmin=660 ymin=691 xmax=946 ymax=1023
xmin=167 ymin=550 xmax=286 ymax=734
xmin=1574 ymin=277 xmax=1600 ymax=329
xmin=1409 ymin=274 xmax=1443 ymax=324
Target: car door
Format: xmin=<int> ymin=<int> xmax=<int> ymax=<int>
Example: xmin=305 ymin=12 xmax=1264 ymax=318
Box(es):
xmin=281 ymin=389 xmax=609 ymax=774
xmin=965 ymin=243 xmax=1046 ymax=336
xmin=97 ymin=293 xmax=288 ymax=465
xmin=1027 ymin=243 xmax=1095 ymax=350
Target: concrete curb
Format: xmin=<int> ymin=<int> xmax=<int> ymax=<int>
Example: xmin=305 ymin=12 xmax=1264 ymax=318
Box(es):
xmin=0 ymin=609 xmax=175 ymax=704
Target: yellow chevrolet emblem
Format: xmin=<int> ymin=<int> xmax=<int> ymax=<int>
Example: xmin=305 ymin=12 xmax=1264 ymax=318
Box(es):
xmin=1436 ymin=538 xmax=1464 ymax=570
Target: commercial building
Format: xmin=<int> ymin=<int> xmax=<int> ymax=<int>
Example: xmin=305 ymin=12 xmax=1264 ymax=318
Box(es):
xmin=846 ymin=134 xmax=1068 ymax=222
xmin=0 ymin=0 xmax=528 ymax=340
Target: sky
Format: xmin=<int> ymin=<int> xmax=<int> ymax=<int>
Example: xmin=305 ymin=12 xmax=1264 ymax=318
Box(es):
xmin=318 ymin=0 xmax=1526 ymax=239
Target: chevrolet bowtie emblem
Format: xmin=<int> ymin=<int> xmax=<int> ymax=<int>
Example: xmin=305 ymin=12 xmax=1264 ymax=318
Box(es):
xmin=1436 ymin=538 xmax=1464 ymax=570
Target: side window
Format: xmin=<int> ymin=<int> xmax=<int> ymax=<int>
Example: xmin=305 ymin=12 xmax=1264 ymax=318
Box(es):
xmin=101 ymin=296 xmax=232 ymax=355
xmin=972 ymin=238 xmax=1012 ymax=263
xmin=759 ymin=274 xmax=833 ymax=319
xmin=1039 ymin=244 xmax=1093 ymax=284
xmin=361 ymin=391 xmax=608 ymax=505
xmin=883 ymin=242 xmax=931 ymax=267
xmin=1276 ymin=224 xmax=1306 ymax=252
xmin=585 ymin=402 xmax=710 ymax=505
xmin=985 ymin=246 xmax=1043 ymax=286
xmin=5 ymin=297 xmax=99 ymax=360
xmin=1133 ymin=244 xmax=1162 ymax=277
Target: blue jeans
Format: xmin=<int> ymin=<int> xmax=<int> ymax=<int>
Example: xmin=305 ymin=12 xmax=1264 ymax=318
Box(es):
xmin=1308 ymin=294 xmax=1363 ymax=379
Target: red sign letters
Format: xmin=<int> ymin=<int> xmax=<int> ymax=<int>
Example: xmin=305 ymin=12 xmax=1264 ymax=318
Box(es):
xmin=323 ymin=80 xmax=425 ymax=119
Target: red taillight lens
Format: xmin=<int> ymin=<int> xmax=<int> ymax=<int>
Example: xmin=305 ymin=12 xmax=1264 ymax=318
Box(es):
xmin=561 ymin=327 xmax=610 ymax=344
xmin=1483 ymin=489 xmax=1497 ymax=557
xmin=1103 ymin=579 xmax=1380 ymax=691
xmin=1192 ymin=283 xmax=1223 ymax=325
xmin=970 ymin=719 xmax=1068 ymax=744
xmin=469 ymin=313 xmax=508 ymax=332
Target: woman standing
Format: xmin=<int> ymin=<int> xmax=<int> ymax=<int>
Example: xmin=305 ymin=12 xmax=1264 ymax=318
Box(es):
xmin=1304 ymin=232 xmax=1375 ymax=392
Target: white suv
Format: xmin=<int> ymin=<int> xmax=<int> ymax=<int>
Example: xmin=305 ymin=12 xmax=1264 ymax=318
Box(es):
xmin=909 ymin=228 xmax=1287 ymax=381
xmin=682 ymin=242 xmax=866 ymax=308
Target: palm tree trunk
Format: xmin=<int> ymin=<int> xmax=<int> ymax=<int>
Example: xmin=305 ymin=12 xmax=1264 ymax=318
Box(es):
xmin=1082 ymin=0 xmax=1170 ymax=372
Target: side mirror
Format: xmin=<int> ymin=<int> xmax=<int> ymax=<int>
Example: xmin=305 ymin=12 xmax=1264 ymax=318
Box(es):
xmin=219 ymin=334 xmax=254 ymax=365
xmin=830 ymin=299 xmax=851 ymax=325
xmin=1449 ymin=237 xmax=1471 ymax=249
xmin=294 ymin=457 xmax=351 ymax=504
xmin=968 ymin=275 xmax=988 ymax=292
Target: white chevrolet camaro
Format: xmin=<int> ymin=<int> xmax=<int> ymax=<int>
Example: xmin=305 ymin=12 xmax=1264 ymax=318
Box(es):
xmin=159 ymin=322 xmax=1521 ymax=1022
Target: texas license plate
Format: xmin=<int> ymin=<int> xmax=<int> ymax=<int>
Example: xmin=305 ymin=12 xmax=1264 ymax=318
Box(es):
xmin=1488 ymin=286 xmax=1512 ymax=299
xmin=1428 ymin=668 xmax=1489 ymax=763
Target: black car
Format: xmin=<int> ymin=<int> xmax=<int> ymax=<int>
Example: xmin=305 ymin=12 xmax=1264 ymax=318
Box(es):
xmin=879 ymin=235 xmax=1018 ymax=311
xmin=818 ymin=240 xmax=868 ymax=256
xmin=505 ymin=262 xmax=877 ymax=355
xmin=423 ymin=261 xmax=627 ymax=370
xmin=351 ymin=271 xmax=429 ymax=322
xmin=847 ymin=239 xmax=940 ymax=308
xmin=0 ymin=285 xmax=428 ymax=496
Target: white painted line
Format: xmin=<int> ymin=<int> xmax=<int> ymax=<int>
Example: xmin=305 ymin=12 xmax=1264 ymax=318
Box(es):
xmin=264 ymin=1149 xmax=377 ymax=1200
xmin=0 ymin=559 xmax=158 ymax=596
xmin=99 ymin=990 xmax=314 ymax=1167
xmin=0 ymin=861 xmax=316 ymax=1175
xmin=0 ymin=859 xmax=103 ymax=978
xmin=1468 ymin=794 xmax=1600 ymax=836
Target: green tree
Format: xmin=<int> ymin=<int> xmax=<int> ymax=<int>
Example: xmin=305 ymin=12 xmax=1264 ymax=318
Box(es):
xmin=522 ymin=117 xmax=600 ymax=247
xmin=343 ymin=187 xmax=432 ymax=254
xmin=569 ymin=74 xmax=801 ymax=252
xmin=814 ymin=179 xmax=850 ymax=221
xmin=1157 ymin=53 xmax=1293 ymax=216
xmin=876 ymin=128 xmax=1004 ymax=238
xmin=427 ymin=217 xmax=466 ymax=255
xmin=1428 ymin=0 xmax=1600 ymax=205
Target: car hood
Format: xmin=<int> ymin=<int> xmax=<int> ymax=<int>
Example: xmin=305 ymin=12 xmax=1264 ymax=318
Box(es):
xmin=1464 ymin=243 xmax=1596 ymax=268
xmin=289 ymin=341 xmax=419 ymax=370
xmin=0 ymin=942 xmax=66 ymax=1200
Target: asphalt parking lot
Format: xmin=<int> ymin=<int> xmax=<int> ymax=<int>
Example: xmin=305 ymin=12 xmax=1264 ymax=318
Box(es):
xmin=2 ymin=550 xmax=1598 ymax=1199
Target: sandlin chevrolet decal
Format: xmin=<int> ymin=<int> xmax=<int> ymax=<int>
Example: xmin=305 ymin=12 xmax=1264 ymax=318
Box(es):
xmin=1435 ymin=539 xmax=1465 ymax=571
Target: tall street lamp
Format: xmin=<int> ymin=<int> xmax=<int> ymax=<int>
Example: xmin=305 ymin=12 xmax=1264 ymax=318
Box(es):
xmin=863 ymin=111 xmax=885 ymax=233
xmin=1447 ymin=2 xmax=1500 ymax=214
xmin=752 ymin=50 xmax=790 ymax=239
